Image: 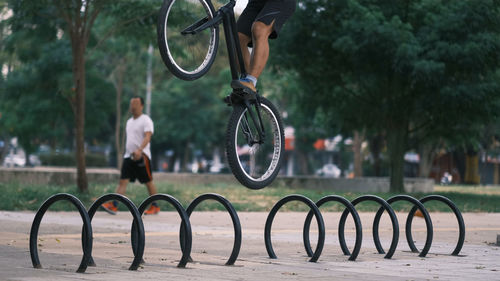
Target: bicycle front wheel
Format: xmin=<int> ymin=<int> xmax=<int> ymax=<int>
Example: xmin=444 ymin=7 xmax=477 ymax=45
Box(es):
xmin=157 ymin=0 xmax=219 ymax=80
xmin=226 ymin=97 xmax=285 ymax=189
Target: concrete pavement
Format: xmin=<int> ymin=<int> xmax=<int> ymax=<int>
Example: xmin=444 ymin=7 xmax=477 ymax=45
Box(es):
xmin=1 ymin=211 xmax=499 ymax=281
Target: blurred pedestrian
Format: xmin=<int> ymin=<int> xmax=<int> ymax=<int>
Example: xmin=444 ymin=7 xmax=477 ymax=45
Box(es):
xmin=101 ymin=96 xmax=159 ymax=215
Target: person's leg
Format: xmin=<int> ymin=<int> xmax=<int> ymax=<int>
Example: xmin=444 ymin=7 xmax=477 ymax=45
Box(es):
xmin=248 ymin=20 xmax=275 ymax=79
xmin=233 ymin=0 xmax=296 ymax=92
xmin=145 ymin=181 xmax=157 ymax=195
xmin=144 ymin=180 xmax=160 ymax=215
xmin=116 ymin=179 xmax=129 ymax=195
xmin=234 ymin=21 xmax=273 ymax=92
xmin=234 ymin=1 xmax=264 ymax=92
xmin=238 ymin=32 xmax=252 ymax=72
xmin=101 ymin=160 xmax=132 ymax=215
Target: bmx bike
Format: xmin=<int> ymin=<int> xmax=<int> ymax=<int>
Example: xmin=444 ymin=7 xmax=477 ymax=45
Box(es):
xmin=157 ymin=0 xmax=285 ymax=189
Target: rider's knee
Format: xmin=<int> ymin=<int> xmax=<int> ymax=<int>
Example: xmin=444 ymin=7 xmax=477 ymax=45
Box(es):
xmin=251 ymin=21 xmax=273 ymax=41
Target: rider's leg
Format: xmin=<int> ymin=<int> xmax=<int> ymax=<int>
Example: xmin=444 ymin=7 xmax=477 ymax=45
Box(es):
xmin=236 ymin=20 xmax=274 ymax=92
xmin=249 ymin=20 xmax=274 ymax=80
xmin=238 ymin=32 xmax=252 ymax=72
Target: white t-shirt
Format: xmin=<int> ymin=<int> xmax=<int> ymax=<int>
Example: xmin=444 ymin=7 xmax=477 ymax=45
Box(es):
xmin=124 ymin=114 xmax=154 ymax=160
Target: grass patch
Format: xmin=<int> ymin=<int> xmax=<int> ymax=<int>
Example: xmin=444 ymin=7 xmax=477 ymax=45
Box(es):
xmin=0 ymin=182 xmax=499 ymax=212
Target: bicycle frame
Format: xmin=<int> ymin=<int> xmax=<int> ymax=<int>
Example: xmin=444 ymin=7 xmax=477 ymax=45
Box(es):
xmin=181 ymin=0 xmax=266 ymax=143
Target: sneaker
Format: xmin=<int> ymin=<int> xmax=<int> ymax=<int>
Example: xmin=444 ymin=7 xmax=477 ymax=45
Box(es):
xmin=231 ymin=79 xmax=256 ymax=93
xmin=100 ymin=201 xmax=118 ymax=215
xmin=144 ymin=204 xmax=160 ymax=215
xmin=414 ymin=209 xmax=424 ymax=218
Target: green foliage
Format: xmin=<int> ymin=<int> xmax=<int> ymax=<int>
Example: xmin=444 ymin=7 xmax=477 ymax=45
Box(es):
xmin=151 ymin=69 xmax=229 ymax=157
xmin=1 ymin=0 xmax=158 ymax=159
xmin=273 ymin=0 xmax=500 ymax=190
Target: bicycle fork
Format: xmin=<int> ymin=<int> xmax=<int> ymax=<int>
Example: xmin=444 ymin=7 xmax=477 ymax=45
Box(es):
xmin=226 ymin=90 xmax=266 ymax=146
xmin=243 ymin=97 xmax=266 ymax=146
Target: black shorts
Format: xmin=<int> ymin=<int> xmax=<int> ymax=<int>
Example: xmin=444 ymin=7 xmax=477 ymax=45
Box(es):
xmin=120 ymin=155 xmax=153 ymax=184
xmin=237 ymin=0 xmax=296 ymax=43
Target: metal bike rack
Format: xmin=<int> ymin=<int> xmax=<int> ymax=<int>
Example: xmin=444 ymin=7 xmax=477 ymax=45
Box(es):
xmin=131 ymin=193 xmax=192 ymax=268
xmin=29 ymin=193 xmax=93 ymax=273
xmin=338 ymin=195 xmax=400 ymax=259
xmin=265 ymin=194 xmax=326 ymax=262
xmin=179 ymin=193 xmax=242 ymax=265
xmin=84 ymin=193 xmax=145 ymax=270
xmin=372 ymin=195 xmax=433 ymax=257
xmin=302 ymin=195 xmax=363 ymax=261
xmin=29 ymin=191 xmax=466 ymax=272
xmin=406 ymin=195 xmax=465 ymax=256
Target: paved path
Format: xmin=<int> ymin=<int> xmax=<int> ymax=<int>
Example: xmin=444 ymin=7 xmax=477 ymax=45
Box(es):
xmin=1 ymin=211 xmax=499 ymax=281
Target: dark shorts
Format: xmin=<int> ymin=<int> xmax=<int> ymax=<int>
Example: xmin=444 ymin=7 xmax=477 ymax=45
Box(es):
xmin=237 ymin=0 xmax=296 ymax=43
xmin=120 ymin=155 xmax=153 ymax=184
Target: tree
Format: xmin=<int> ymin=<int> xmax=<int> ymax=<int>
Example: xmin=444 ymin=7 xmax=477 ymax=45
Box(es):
xmin=273 ymin=0 xmax=500 ymax=192
xmin=6 ymin=0 xmax=157 ymax=192
xmin=1 ymin=20 xmax=117 ymax=163
xmin=2 ymin=5 xmax=75 ymax=164
xmin=151 ymin=68 xmax=229 ymax=171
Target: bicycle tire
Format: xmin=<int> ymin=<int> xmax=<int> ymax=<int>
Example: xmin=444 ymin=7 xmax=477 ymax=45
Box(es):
xmin=226 ymin=97 xmax=285 ymax=189
xmin=157 ymin=0 xmax=219 ymax=80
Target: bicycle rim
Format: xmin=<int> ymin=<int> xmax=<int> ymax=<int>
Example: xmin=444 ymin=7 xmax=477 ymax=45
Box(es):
xmin=234 ymin=103 xmax=282 ymax=183
xmin=163 ymin=0 xmax=217 ymax=77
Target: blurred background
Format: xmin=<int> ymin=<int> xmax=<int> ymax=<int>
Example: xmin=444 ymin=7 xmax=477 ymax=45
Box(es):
xmin=1 ymin=0 xmax=499 ymax=192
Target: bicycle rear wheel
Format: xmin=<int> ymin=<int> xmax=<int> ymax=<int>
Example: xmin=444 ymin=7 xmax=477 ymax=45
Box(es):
xmin=157 ymin=0 xmax=219 ymax=80
xmin=226 ymin=97 xmax=285 ymax=189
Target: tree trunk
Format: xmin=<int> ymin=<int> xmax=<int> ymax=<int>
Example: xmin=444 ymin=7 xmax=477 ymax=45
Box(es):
xmin=494 ymin=163 xmax=499 ymax=185
xmin=72 ymin=43 xmax=88 ymax=192
xmin=183 ymin=143 xmax=191 ymax=172
xmin=353 ymin=130 xmax=364 ymax=177
xmin=145 ymin=43 xmax=153 ymax=116
xmin=387 ymin=125 xmax=408 ymax=193
xmin=453 ymin=150 xmax=466 ymax=183
xmin=369 ymin=134 xmax=383 ymax=176
xmin=24 ymin=151 xmax=32 ymax=167
xmin=464 ymin=150 xmax=480 ymax=184
xmin=57 ymin=0 xmax=102 ymax=192
xmin=418 ymin=142 xmax=436 ymax=178
xmin=297 ymin=150 xmax=309 ymax=175
xmin=0 ymin=136 xmax=8 ymax=165
xmin=113 ymin=60 xmax=125 ymax=169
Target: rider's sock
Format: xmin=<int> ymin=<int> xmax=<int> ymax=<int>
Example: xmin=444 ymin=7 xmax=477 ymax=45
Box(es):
xmin=245 ymin=74 xmax=258 ymax=87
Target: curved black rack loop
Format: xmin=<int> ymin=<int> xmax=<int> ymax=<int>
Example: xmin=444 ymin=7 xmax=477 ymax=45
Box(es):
xmin=29 ymin=193 xmax=93 ymax=273
xmin=265 ymin=194 xmax=326 ymax=262
xmin=131 ymin=194 xmax=192 ymax=268
xmin=339 ymin=195 xmax=399 ymax=259
xmin=179 ymin=193 xmax=241 ymax=265
xmin=302 ymin=195 xmax=363 ymax=261
xmin=84 ymin=193 xmax=145 ymax=270
xmin=373 ymin=195 xmax=433 ymax=257
xmin=407 ymin=195 xmax=465 ymax=256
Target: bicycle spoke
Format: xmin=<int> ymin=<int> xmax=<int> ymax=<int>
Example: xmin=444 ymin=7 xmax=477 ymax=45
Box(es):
xmin=163 ymin=0 xmax=217 ymax=75
xmin=234 ymin=103 xmax=281 ymax=181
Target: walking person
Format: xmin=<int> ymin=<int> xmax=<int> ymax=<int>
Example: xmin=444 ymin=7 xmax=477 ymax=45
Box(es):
xmin=101 ymin=96 xmax=160 ymax=215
